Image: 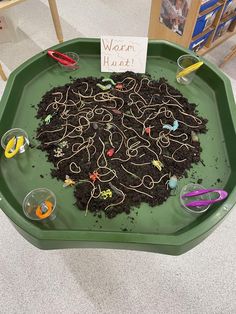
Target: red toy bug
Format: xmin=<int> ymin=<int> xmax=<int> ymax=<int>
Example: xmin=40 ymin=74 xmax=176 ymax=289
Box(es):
xmin=115 ymin=83 xmax=123 ymax=90
xmin=106 ymin=148 xmax=115 ymax=157
xmin=145 ymin=127 xmax=151 ymax=135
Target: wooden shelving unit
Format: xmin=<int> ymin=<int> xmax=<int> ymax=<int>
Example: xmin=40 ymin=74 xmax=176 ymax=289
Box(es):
xmin=221 ymin=11 xmax=236 ymax=23
xmin=191 ymin=26 xmax=215 ymax=43
xmin=198 ymin=29 xmax=236 ymax=55
xmin=198 ymin=1 xmax=223 ymax=17
xmin=148 ymin=0 xmax=236 ymax=55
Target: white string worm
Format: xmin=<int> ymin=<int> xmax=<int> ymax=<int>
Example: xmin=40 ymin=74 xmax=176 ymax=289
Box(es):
xmin=85 ymin=183 xmax=101 ymax=216
xmin=104 ymin=188 xmax=126 ymax=211
xmin=131 ymin=162 xmax=151 ymax=166
xmin=120 ymin=183 xmax=153 ymax=199
xmin=69 ymin=162 xmax=81 ymax=174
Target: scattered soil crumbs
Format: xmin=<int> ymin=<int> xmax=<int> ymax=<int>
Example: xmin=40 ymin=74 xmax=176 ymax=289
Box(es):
xmin=36 ymin=72 xmax=207 ymax=218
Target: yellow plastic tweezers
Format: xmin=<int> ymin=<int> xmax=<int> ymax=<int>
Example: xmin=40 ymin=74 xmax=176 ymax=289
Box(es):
xmin=4 ymin=136 xmax=24 ymax=159
xmin=176 ymin=61 xmax=203 ymax=79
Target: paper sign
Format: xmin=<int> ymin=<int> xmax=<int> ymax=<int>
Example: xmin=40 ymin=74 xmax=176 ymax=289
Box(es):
xmin=101 ymin=36 xmax=148 ymax=73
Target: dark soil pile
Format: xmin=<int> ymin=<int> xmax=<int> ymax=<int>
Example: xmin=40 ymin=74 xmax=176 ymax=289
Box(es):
xmin=36 ymin=72 xmax=207 ymax=218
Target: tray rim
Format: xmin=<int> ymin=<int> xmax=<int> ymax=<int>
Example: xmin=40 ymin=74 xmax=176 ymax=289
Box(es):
xmin=0 ymin=38 xmax=236 ymax=252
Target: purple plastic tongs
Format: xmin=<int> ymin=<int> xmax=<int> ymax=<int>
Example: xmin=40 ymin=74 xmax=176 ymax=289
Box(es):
xmin=181 ymin=189 xmax=228 ymax=207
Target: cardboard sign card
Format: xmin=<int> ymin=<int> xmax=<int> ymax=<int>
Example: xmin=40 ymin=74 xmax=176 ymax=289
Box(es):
xmin=101 ymin=36 xmax=148 ymax=73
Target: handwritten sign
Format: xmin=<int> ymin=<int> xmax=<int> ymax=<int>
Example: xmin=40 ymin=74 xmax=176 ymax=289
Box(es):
xmin=101 ymin=36 xmax=148 ymax=73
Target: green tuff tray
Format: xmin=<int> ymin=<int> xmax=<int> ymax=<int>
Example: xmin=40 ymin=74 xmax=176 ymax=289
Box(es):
xmin=0 ymin=39 xmax=235 ymax=255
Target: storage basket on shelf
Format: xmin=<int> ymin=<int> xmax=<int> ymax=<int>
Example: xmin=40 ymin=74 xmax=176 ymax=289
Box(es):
xmin=199 ymin=0 xmax=219 ymax=13
xmin=193 ymin=5 xmax=222 ymax=37
xmin=190 ymin=30 xmax=213 ymax=51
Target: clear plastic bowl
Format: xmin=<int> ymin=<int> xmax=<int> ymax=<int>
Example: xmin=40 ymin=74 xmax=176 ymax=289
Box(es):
xmin=176 ymin=54 xmax=199 ymax=85
xmin=22 ymin=188 xmax=57 ymax=221
xmin=180 ymin=183 xmax=211 ymax=214
xmin=1 ymin=128 xmax=29 ymax=154
xmin=59 ymin=52 xmax=79 ymax=71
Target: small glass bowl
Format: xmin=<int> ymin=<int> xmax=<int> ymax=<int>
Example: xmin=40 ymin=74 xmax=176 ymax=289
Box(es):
xmin=59 ymin=52 xmax=79 ymax=71
xmin=180 ymin=183 xmax=211 ymax=214
xmin=22 ymin=188 xmax=57 ymax=221
xmin=1 ymin=128 xmax=29 ymax=155
xmin=176 ymin=54 xmax=199 ymax=85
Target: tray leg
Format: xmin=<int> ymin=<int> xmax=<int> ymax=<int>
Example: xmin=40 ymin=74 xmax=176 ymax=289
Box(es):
xmin=48 ymin=0 xmax=63 ymax=43
xmin=0 ymin=63 xmax=7 ymax=81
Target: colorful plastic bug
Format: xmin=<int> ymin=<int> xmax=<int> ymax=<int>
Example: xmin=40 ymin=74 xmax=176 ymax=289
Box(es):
xmin=100 ymin=189 xmax=113 ymax=199
xmin=53 ymin=147 xmax=64 ymax=158
xmin=145 ymin=127 xmax=151 ymax=135
xmin=45 ymin=114 xmax=52 ymax=124
xmin=107 ymin=148 xmax=115 ymax=157
xmin=191 ymin=131 xmax=199 ymax=142
xmin=115 ymin=83 xmax=123 ymax=90
xmin=40 ymin=202 xmax=49 ymax=214
xmin=63 ymin=175 xmax=76 ymax=187
xmin=89 ymin=171 xmax=100 ymax=183
xmin=168 ymin=175 xmax=178 ymax=189
xmin=152 ymin=159 xmax=164 ymax=171
xmin=58 ymin=141 xmax=69 ymax=149
xmin=106 ymin=123 xmax=113 ymax=130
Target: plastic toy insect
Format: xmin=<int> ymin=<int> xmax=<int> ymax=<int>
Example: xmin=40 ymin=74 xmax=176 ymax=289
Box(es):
xmin=58 ymin=141 xmax=69 ymax=149
xmin=168 ymin=175 xmax=178 ymax=189
xmin=44 ymin=114 xmax=52 ymax=124
xmin=100 ymin=189 xmax=113 ymax=199
xmin=115 ymin=83 xmax=123 ymax=90
xmin=145 ymin=127 xmax=151 ymax=135
xmin=96 ymin=83 xmax=112 ymax=91
xmin=53 ymin=147 xmax=64 ymax=158
xmin=89 ymin=171 xmax=100 ymax=183
xmin=40 ymin=202 xmax=49 ymax=214
xmin=107 ymin=148 xmax=115 ymax=157
xmin=163 ymin=120 xmax=179 ymax=132
xmin=191 ymin=131 xmax=199 ymax=142
xmin=106 ymin=123 xmax=113 ymax=130
xmin=63 ymin=175 xmax=76 ymax=187
xmin=152 ymin=159 xmax=164 ymax=171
